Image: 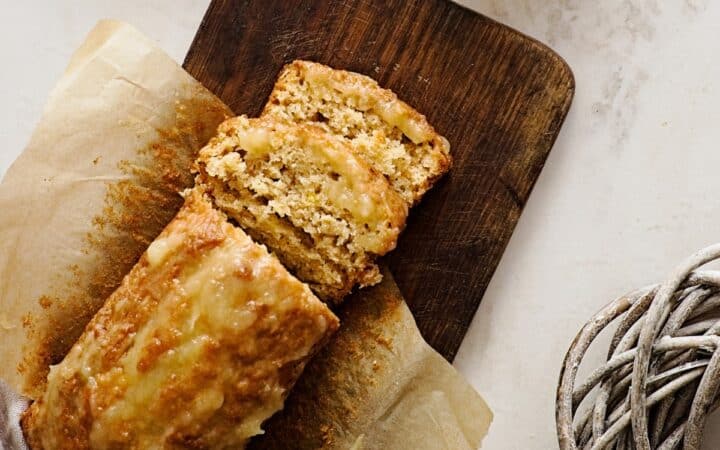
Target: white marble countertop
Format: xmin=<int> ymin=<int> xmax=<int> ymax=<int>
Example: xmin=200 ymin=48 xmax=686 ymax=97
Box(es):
xmin=3 ymin=1 xmax=720 ymax=448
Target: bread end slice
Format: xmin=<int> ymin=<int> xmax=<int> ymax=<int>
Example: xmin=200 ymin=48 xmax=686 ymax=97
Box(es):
xmin=22 ymin=189 xmax=339 ymax=449
xmin=263 ymin=60 xmax=451 ymax=206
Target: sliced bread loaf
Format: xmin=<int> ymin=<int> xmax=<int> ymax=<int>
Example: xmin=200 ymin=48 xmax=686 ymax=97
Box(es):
xmin=195 ymin=115 xmax=407 ymax=302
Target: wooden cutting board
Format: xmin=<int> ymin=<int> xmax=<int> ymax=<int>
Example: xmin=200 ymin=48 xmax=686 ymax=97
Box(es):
xmin=184 ymin=0 xmax=574 ymax=361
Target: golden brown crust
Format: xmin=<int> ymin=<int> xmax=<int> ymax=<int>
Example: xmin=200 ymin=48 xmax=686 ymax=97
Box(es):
xmin=263 ymin=60 xmax=451 ymax=206
xmin=22 ymin=190 xmax=338 ymax=450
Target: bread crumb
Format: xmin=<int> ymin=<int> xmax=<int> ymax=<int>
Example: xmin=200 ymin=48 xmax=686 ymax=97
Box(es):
xmin=38 ymin=296 xmax=53 ymax=309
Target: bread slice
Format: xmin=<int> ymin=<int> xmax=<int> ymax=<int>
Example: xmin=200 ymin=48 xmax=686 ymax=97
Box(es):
xmin=195 ymin=115 xmax=408 ymax=302
xmin=22 ymin=189 xmax=339 ymax=450
xmin=262 ymin=60 xmax=452 ymax=206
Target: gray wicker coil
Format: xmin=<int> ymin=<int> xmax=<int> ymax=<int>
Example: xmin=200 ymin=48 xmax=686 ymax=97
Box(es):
xmin=557 ymin=244 xmax=720 ymax=449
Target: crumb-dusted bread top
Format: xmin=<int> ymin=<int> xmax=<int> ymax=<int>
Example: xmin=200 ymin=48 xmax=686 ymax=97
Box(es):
xmin=22 ymin=190 xmax=339 ymax=450
xmin=263 ymin=60 xmax=452 ymax=206
xmin=194 ymin=115 xmax=408 ymax=302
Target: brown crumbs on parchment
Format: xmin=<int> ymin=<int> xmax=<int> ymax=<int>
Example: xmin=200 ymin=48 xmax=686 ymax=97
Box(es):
xmin=22 ymin=313 xmax=34 ymax=329
xmin=38 ymin=296 xmax=53 ymax=309
xmin=68 ymin=265 xmax=84 ymax=284
xmin=20 ymin=88 xmax=230 ymax=398
xmin=374 ymin=333 xmax=393 ymax=350
xmin=80 ymin=93 xmax=228 ymax=308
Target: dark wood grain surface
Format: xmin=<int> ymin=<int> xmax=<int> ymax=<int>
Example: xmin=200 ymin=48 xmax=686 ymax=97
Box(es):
xmin=184 ymin=0 xmax=574 ymax=361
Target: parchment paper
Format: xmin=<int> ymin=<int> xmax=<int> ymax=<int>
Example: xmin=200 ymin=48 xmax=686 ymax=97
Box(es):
xmin=0 ymin=20 xmax=491 ymax=449
xmin=0 ymin=20 xmax=231 ymax=398
xmin=251 ymin=268 xmax=492 ymax=450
